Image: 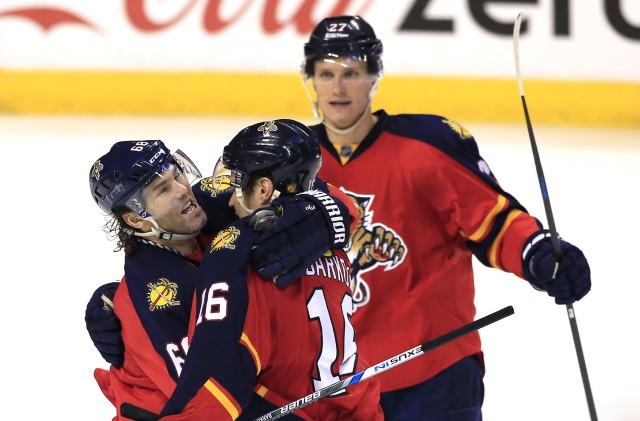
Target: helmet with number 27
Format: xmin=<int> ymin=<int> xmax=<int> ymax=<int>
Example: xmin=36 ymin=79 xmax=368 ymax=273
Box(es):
xmin=302 ymin=15 xmax=383 ymax=79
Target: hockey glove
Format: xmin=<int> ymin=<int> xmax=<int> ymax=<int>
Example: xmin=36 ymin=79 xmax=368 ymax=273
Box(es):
xmin=85 ymin=281 xmax=124 ymax=367
xmin=249 ymin=190 xmax=350 ymax=288
xmin=522 ymin=230 xmax=591 ymax=304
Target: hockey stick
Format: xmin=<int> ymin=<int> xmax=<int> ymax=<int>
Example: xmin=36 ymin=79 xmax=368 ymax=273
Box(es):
xmin=121 ymin=307 xmax=514 ymax=421
xmin=513 ymin=13 xmax=597 ymax=421
xmin=253 ymin=305 xmax=514 ymax=421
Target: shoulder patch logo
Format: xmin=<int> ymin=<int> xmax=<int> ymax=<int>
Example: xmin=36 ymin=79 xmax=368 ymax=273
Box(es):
xmin=200 ymin=175 xmax=232 ymax=197
xmin=210 ymin=226 xmax=241 ymax=252
xmin=443 ymin=119 xmax=472 ymax=139
xmin=147 ymin=278 xmax=180 ymax=311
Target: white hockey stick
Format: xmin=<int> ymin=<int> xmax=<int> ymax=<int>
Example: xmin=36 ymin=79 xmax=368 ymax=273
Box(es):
xmin=513 ymin=13 xmax=597 ymax=421
xmin=253 ymin=306 xmax=514 ymax=421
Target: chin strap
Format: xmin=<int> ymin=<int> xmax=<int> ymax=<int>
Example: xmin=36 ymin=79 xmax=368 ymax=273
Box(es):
xmin=133 ymin=217 xmax=198 ymax=241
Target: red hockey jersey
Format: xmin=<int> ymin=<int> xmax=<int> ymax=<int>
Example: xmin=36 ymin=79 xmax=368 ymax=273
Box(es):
xmin=314 ymin=110 xmax=542 ymax=392
xmin=158 ymin=217 xmax=383 ymax=421
xmin=93 ymin=177 xmax=360 ymax=420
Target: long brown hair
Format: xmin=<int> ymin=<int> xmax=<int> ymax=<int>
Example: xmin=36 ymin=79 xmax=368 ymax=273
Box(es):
xmin=102 ymin=206 xmax=139 ymax=253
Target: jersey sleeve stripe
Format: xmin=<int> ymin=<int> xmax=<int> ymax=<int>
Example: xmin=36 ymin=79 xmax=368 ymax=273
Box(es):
xmin=240 ymin=332 xmax=262 ymax=373
xmin=204 ymin=378 xmax=241 ymax=419
xmin=487 ymin=209 xmax=523 ymax=270
xmin=254 ymin=384 xmax=269 ymax=397
xmin=465 ymin=195 xmax=508 ymax=241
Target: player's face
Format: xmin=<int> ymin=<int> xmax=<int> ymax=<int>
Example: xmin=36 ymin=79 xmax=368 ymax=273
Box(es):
xmin=312 ymin=57 xmax=375 ymax=129
xmin=141 ymin=164 xmax=207 ymax=235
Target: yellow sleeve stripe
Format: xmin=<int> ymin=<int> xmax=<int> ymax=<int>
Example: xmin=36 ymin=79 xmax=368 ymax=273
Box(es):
xmin=466 ymin=195 xmax=508 ymax=242
xmin=255 ymin=384 xmax=269 ymax=398
xmin=204 ymin=379 xmax=240 ymax=419
xmin=240 ymin=332 xmax=262 ymax=374
xmin=488 ymin=209 xmax=523 ymax=269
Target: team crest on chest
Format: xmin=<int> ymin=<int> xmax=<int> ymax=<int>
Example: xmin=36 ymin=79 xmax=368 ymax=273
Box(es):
xmin=341 ymin=190 xmax=408 ymax=312
xmin=210 ymin=226 xmax=241 ymax=252
xmin=147 ymin=278 xmax=180 ymax=311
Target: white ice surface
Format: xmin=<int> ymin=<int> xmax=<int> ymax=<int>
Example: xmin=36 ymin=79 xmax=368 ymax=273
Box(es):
xmin=1 ymin=115 xmax=638 ymax=420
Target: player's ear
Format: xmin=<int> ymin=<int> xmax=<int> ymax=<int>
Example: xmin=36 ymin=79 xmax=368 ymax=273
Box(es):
xmin=122 ymin=212 xmax=150 ymax=231
xmin=258 ymin=177 xmax=275 ymax=201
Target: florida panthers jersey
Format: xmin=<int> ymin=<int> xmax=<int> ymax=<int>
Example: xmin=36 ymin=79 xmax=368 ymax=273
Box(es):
xmin=93 ymin=176 xmax=361 ymax=420
xmin=158 ymin=217 xmax=383 ymax=421
xmin=313 ymin=110 xmax=542 ymax=392
xmin=93 ymin=238 xmax=206 ymax=419
xmin=93 ymin=176 xmax=237 ymax=419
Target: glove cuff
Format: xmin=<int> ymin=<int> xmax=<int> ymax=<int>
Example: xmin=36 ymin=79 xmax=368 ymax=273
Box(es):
xmin=296 ymin=190 xmax=350 ymax=248
xmin=521 ymin=229 xmax=558 ymax=285
xmin=521 ymin=229 xmax=553 ymax=262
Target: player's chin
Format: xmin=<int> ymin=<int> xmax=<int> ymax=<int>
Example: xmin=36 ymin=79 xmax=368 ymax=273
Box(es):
xmin=326 ymin=110 xmax=359 ymax=128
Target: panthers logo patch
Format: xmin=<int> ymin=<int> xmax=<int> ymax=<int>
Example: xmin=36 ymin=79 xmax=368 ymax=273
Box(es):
xmin=443 ymin=119 xmax=472 ymax=139
xmin=210 ymin=226 xmax=241 ymax=252
xmin=285 ymin=183 xmax=299 ymax=194
xmin=200 ymin=175 xmax=232 ymax=197
xmin=258 ymin=121 xmax=278 ymax=136
xmin=91 ymin=160 xmax=103 ymax=180
xmin=147 ymin=278 xmax=180 ymax=311
xmin=342 ymin=190 xmax=407 ymax=312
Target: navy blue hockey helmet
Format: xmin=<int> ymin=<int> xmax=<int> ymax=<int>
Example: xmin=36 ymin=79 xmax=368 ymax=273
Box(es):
xmin=215 ymin=119 xmax=321 ymax=195
xmin=89 ymin=140 xmax=201 ymax=218
xmin=302 ymin=15 xmax=383 ymax=78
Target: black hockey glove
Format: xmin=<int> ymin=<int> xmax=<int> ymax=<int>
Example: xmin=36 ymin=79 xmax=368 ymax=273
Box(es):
xmin=249 ymin=190 xmax=350 ymax=288
xmin=522 ymin=230 xmax=591 ymax=304
xmin=85 ymin=281 xmax=124 ymax=367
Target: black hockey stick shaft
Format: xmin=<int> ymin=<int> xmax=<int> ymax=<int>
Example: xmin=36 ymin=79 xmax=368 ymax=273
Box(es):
xmin=254 ymin=306 xmax=514 ymax=421
xmin=513 ymin=13 xmax=597 ymax=421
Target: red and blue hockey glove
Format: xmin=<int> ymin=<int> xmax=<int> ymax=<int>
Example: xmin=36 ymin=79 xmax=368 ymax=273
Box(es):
xmin=85 ymin=281 xmax=124 ymax=367
xmin=249 ymin=190 xmax=350 ymax=288
xmin=522 ymin=230 xmax=591 ymax=304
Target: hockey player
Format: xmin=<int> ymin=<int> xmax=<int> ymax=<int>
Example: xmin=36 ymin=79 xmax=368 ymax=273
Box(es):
xmin=258 ymin=15 xmax=591 ymax=420
xmin=121 ymin=119 xmax=383 ymax=421
xmin=87 ymin=138 xmax=357 ymax=420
